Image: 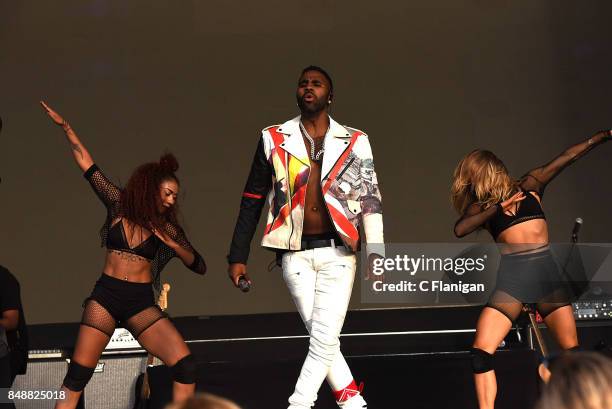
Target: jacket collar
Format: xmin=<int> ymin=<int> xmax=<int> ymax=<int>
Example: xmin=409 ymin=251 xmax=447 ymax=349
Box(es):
xmin=276 ymin=116 xmax=308 ymax=165
xmin=276 ymin=115 xmax=353 ymax=176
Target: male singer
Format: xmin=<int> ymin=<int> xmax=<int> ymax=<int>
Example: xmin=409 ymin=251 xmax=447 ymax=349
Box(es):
xmin=227 ymin=66 xmax=384 ymax=409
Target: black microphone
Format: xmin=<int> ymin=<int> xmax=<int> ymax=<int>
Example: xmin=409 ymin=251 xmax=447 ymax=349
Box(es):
xmin=237 ymin=275 xmax=251 ymax=293
xmin=571 ymin=217 xmax=583 ymax=243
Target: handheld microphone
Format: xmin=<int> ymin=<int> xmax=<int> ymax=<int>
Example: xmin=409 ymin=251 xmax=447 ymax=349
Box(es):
xmin=571 ymin=217 xmax=583 ymax=243
xmin=237 ymin=275 xmax=251 ymax=293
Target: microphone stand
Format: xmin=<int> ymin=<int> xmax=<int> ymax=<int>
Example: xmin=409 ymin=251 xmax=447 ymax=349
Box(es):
xmin=525 ymin=304 xmax=549 ymax=358
xmin=562 ymin=219 xmax=582 ymax=299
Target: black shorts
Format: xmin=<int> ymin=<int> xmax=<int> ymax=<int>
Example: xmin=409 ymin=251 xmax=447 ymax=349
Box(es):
xmin=81 ymin=274 xmax=166 ymax=337
xmin=491 ymin=249 xmax=573 ymax=306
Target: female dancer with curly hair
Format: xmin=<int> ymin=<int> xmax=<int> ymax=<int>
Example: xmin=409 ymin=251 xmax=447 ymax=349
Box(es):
xmin=40 ymin=101 xmax=207 ymax=408
xmin=451 ymin=130 xmax=610 ymax=409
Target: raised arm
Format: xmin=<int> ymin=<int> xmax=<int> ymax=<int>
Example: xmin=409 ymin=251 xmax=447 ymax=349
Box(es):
xmin=41 ymin=101 xmax=121 ymax=207
xmin=520 ymin=130 xmax=611 ymax=195
xmin=453 ymin=192 xmax=526 ymax=238
xmin=40 ymin=101 xmax=94 ymax=172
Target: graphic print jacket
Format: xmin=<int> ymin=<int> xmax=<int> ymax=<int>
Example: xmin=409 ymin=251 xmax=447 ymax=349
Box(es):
xmin=228 ymin=115 xmax=384 ymax=264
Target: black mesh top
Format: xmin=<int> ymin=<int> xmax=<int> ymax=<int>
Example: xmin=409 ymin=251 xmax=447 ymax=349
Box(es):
xmin=487 ymin=190 xmax=545 ymax=239
xmin=454 ymin=131 xmax=610 ymax=239
xmin=83 ymin=164 xmax=206 ymax=290
xmin=106 ymin=220 xmax=160 ymax=261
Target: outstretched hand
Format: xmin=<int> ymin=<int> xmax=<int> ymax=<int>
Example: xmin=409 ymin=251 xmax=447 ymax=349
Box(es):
xmin=40 ymin=100 xmax=95 ymax=171
xmin=500 ymin=191 xmax=526 ymax=214
xmin=40 ymin=101 xmax=67 ymax=127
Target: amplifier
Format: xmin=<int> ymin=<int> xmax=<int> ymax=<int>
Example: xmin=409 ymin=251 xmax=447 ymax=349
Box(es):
xmin=573 ymin=300 xmax=612 ymax=320
xmin=78 ymin=327 xmax=146 ymax=409
xmin=84 ymin=353 xmax=147 ymax=409
xmin=12 ymin=357 xmax=68 ymax=409
xmin=105 ymin=328 xmax=142 ymax=350
xmin=527 ymin=320 xmax=612 ymax=355
xmin=11 ymin=348 xmax=147 ymax=409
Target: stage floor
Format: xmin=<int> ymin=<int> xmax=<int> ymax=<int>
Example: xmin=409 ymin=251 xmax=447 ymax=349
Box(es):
xmin=24 ymin=306 xmax=543 ymax=409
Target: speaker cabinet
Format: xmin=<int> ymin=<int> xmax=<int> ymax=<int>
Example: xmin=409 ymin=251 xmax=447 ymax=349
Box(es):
xmin=12 ymin=358 xmax=67 ymax=409
xmin=84 ymin=354 xmax=147 ymax=409
xmin=11 ymin=353 xmax=146 ymax=409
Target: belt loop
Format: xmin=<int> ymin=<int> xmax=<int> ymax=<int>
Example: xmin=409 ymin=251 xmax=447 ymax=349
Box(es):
xmin=331 ymin=239 xmax=336 ymax=248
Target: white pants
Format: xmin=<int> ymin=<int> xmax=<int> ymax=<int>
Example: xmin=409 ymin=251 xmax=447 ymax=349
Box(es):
xmin=282 ymin=246 xmax=357 ymax=409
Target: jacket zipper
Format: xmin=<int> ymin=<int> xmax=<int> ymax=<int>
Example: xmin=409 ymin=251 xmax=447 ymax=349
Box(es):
xmin=293 ymin=160 xmax=313 ymax=250
xmin=287 ymin=151 xmax=295 ymax=250
xmin=288 ymin=138 xmax=353 ymax=251
xmin=336 ymin=157 xmax=355 ymax=180
xmin=322 ymin=190 xmax=346 ymax=248
xmin=268 ymin=197 xmax=279 ymax=236
xmin=319 ymin=144 xmax=354 ymax=249
xmin=321 ymin=172 xmax=347 ymax=250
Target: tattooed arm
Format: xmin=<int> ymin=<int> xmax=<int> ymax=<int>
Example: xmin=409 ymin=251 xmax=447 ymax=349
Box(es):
xmin=40 ymin=101 xmax=94 ymax=172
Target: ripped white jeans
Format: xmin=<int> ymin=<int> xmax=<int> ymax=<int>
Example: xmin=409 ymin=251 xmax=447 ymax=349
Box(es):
xmin=282 ymin=246 xmax=357 ymax=409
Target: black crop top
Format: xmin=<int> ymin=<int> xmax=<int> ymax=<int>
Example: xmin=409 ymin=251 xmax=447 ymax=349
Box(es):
xmin=487 ymin=190 xmax=545 ymax=239
xmin=83 ymin=164 xmax=206 ymax=290
xmin=454 ymin=131 xmax=610 ymax=240
xmin=106 ymin=219 xmax=160 ymax=261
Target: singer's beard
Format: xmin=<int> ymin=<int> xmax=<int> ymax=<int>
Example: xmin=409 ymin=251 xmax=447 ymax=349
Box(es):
xmin=297 ymin=94 xmax=327 ymax=115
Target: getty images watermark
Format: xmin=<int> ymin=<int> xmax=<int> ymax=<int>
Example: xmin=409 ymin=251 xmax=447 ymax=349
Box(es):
xmin=360 ymin=243 xmax=612 ymax=306
xmin=370 ymin=253 xmax=488 ymax=294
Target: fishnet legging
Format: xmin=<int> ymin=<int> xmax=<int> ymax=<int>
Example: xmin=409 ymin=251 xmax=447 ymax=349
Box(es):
xmin=81 ymin=300 xmax=167 ymax=339
xmin=487 ymin=290 xmax=571 ymax=322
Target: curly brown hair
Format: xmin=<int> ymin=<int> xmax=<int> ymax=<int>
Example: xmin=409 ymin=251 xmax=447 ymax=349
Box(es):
xmin=120 ymin=153 xmax=181 ymax=232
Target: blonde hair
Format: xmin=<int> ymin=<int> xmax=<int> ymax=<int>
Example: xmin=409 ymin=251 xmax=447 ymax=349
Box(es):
xmin=450 ymin=149 xmax=516 ymax=214
xmin=165 ymin=393 xmax=241 ymax=409
xmin=536 ymin=352 xmax=612 ymax=409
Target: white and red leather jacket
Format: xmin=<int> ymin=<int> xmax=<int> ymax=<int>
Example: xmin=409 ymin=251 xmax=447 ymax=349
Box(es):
xmin=228 ymin=115 xmax=384 ymax=263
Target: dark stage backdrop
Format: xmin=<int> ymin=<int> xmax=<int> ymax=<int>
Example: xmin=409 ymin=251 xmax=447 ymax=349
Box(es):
xmin=0 ymin=1 xmax=611 ymax=324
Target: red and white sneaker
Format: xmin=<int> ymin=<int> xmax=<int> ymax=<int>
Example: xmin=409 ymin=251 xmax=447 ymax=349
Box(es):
xmin=334 ymin=380 xmax=367 ymax=408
